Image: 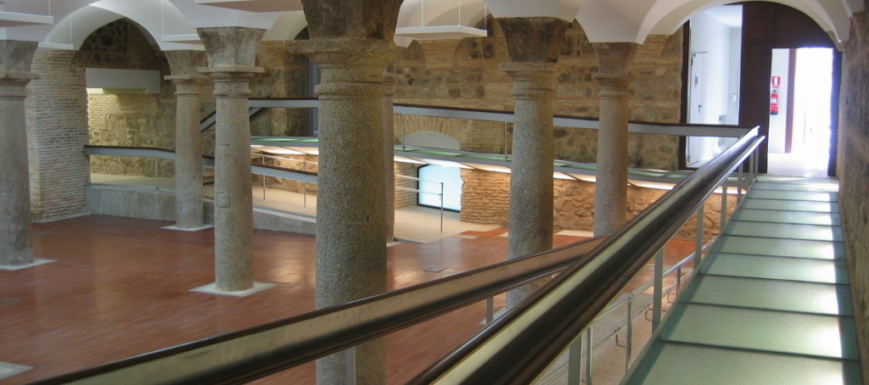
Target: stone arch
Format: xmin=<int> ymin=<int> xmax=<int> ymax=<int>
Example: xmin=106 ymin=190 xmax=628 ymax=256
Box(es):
xmin=394 ymin=115 xmax=469 ymax=145
xmin=76 ymin=18 xmax=174 ymax=178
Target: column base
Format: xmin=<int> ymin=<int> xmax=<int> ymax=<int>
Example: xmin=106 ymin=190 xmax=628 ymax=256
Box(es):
xmin=161 ymin=224 xmax=214 ymax=232
xmin=0 ymin=258 xmax=55 ymax=271
xmin=0 ymin=361 xmax=32 ymax=380
xmin=190 ymin=281 xmax=276 ymax=297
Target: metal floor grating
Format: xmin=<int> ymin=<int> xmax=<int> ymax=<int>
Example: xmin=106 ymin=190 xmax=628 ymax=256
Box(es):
xmin=624 ymin=178 xmax=863 ymax=384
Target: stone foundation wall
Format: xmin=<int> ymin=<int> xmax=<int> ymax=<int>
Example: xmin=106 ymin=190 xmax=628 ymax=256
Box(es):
xmin=393 ymin=20 xmax=682 ymax=170
xmin=88 ymin=93 xmax=176 ymax=177
xmin=839 ymin=11 xmax=869 ymax=381
xmin=251 ymin=41 xmax=309 ymax=137
xmin=460 ymin=168 xmax=734 ymax=239
xmin=260 ymin=154 xmax=319 ymax=195
xmin=26 ymin=50 xmax=91 ymax=221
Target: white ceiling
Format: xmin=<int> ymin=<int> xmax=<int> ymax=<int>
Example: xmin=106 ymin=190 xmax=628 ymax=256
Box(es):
xmin=704 ymin=4 xmax=742 ymax=28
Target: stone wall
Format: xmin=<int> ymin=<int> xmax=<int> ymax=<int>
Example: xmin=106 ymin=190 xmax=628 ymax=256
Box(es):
xmin=460 ymin=168 xmax=735 ymax=239
xmin=83 ymin=22 xmax=310 ymax=179
xmin=88 ymin=93 xmax=175 ymax=177
xmin=26 ymin=50 xmax=90 ymax=222
xmin=251 ymin=41 xmax=309 ymax=137
xmin=260 ymin=153 xmax=319 ymax=194
xmin=839 ymin=10 xmax=869 ymax=382
xmin=392 ymin=19 xmax=682 ymax=170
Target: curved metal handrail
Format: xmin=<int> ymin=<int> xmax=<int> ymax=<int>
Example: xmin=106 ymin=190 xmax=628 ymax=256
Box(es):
xmin=407 ymin=127 xmax=763 ymax=384
xmin=29 ymin=236 xmax=606 ymax=385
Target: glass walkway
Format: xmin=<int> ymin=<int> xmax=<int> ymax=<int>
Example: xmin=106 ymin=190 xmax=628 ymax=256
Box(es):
xmin=624 ymin=177 xmax=862 ymax=384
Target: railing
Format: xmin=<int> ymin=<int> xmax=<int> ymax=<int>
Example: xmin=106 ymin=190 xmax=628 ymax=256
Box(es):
xmin=407 ymin=127 xmax=763 ymax=384
xmin=29 ymin=236 xmax=607 ymax=385
xmin=59 ymin=125 xmax=761 ymax=384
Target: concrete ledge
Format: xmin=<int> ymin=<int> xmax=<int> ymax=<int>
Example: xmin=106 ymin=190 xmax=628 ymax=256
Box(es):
xmin=0 ymin=258 xmax=55 ymax=271
xmin=87 ymin=185 xmax=315 ymax=235
xmin=0 ymin=361 xmax=32 ymax=380
xmin=190 ymin=281 xmax=276 ymax=297
xmin=161 ymin=224 xmax=214 ymax=232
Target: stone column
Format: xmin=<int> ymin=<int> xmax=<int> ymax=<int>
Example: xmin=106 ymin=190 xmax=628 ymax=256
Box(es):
xmin=498 ymin=18 xmax=569 ymax=308
xmin=384 ymin=68 xmax=397 ymax=242
xmin=166 ymin=75 xmax=207 ymax=229
xmin=0 ymin=41 xmax=38 ymax=268
xmin=198 ymin=27 xmax=265 ymax=292
xmin=293 ymin=38 xmax=394 ymax=385
xmin=592 ymin=43 xmax=639 ymax=236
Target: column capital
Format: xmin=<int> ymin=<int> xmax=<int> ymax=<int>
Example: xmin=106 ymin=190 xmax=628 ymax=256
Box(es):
xmin=593 ymin=73 xmax=634 ymax=98
xmin=0 ymin=71 xmax=38 ymax=98
xmin=383 ymin=71 xmax=397 ymax=97
xmin=497 ymin=17 xmax=569 ymax=63
xmin=499 ymin=62 xmax=557 ymax=81
xmin=592 ymin=42 xmax=640 ymax=75
xmin=166 ymin=74 xmax=208 ymax=96
xmin=290 ymin=38 xmax=396 ymax=83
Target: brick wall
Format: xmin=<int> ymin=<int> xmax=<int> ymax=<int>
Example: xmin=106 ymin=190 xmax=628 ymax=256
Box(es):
xmin=394 ymin=162 xmax=418 ymax=209
xmin=839 ymin=11 xmax=869 ymax=382
xmin=393 ymin=19 xmax=683 ymax=170
xmin=26 ymin=50 xmax=90 ymax=221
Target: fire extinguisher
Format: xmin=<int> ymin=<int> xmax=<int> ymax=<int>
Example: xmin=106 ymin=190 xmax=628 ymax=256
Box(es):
xmin=770 ymin=90 xmax=779 ymax=115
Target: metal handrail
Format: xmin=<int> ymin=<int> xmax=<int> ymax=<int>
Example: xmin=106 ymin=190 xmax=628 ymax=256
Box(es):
xmin=407 ymin=127 xmax=763 ymax=384
xmin=248 ymin=98 xmax=754 ymax=138
xmin=29 ymin=236 xmax=606 ymax=385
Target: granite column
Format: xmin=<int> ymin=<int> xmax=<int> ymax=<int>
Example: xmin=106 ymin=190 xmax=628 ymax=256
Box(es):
xmin=383 ymin=69 xmax=397 ymax=242
xmin=0 ymin=41 xmax=38 ymax=267
xmin=498 ymin=18 xmax=568 ymax=307
xmin=198 ymin=27 xmax=265 ymax=292
xmin=294 ymin=38 xmax=394 ymax=385
xmin=593 ymin=43 xmax=638 ymax=236
xmin=167 ymin=75 xmax=207 ymax=229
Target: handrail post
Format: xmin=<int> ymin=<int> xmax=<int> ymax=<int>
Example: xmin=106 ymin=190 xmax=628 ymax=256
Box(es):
xmin=486 ymin=297 xmax=494 ymax=324
xmin=345 ymin=348 xmax=356 ymax=385
xmin=584 ymin=328 xmax=593 ymax=385
xmin=625 ymin=300 xmax=633 ymax=373
xmin=720 ymin=178 xmax=728 ymax=232
xmin=568 ymin=334 xmax=582 ymax=385
xmin=652 ymin=248 xmax=664 ymax=331
xmin=440 ymin=182 xmax=444 ymax=232
xmin=695 ymin=204 xmax=704 ymax=270
xmin=503 ymin=122 xmax=508 ymax=161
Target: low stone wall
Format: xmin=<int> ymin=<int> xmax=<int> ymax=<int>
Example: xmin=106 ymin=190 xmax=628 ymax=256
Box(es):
xmin=86 ymin=185 xmax=316 ymax=234
xmin=460 ymin=168 xmax=735 ymax=240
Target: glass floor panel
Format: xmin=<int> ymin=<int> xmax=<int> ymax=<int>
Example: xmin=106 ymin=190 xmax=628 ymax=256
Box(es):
xmin=625 ymin=343 xmax=862 ymax=385
xmin=661 ymin=304 xmax=859 ymax=360
xmin=703 ymin=253 xmax=849 ymax=284
xmin=753 ymin=181 xmax=840 ymax=192
xmin=730 ymin=209 xmax=840 ymax=225
xmin=739 ymin=199 xmax=839 ymax=213
xmin=747 ymin=189 xmax=838 ymax=202
xmin=683 ymin=275 xmax=853 ymax=315
xmin=712 ymin=235 xmax=845 ymax=260
xmin=725 ymin=221 xmax=843 ymax=242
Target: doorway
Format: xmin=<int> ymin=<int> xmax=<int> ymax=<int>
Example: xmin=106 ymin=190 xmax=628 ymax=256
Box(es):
xmin=767 ymin=48 xmax=834 ymax=177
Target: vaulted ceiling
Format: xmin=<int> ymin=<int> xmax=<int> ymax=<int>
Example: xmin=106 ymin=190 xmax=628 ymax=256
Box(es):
xmin=0 ymin=0 xmax=860 ymax=50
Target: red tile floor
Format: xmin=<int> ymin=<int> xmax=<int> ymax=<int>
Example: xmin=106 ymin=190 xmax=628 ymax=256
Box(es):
xmin=0 ymin=215 xmax=695 ymax=384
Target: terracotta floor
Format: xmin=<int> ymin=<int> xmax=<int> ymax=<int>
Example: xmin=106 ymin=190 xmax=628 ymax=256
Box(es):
xmin=0 ymin=215 xmax=695 ymax=384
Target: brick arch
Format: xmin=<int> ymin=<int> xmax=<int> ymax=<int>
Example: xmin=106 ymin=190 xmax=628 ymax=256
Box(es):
xmin=393 ymin=115 xmax=469 ymax=145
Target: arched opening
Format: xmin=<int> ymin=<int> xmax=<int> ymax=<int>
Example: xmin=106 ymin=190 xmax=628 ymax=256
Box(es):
xmin=685 ymin=2 xmax=841 ymax=176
